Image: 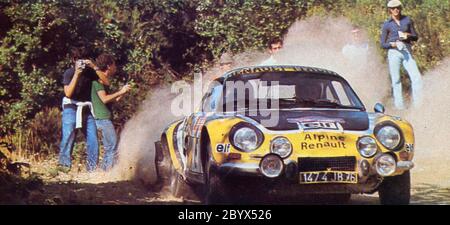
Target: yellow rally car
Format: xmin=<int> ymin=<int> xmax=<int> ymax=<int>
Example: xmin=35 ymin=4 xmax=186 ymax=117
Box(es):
xmin=155 ymin=65 xmax=415 ymax=204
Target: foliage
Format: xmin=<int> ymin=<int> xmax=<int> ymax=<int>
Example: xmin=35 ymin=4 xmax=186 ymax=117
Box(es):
xmin=0 ymin=0 xmax=448 ymax=155
xmin=0 ymin=0 xmax=207 ymax=136
xmin=3 ymin=107 xmax=61 ymax=156
xmin=195 ymin=0 xmax=308 ymax=57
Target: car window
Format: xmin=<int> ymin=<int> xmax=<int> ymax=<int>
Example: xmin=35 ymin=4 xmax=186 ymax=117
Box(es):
xmin=223 ymin=72 xmax=364 ymax=111
xmin=202 ymin=82 xmax=222 ymax=112
xmin=331 ymin=81 xmax=351 ymax=106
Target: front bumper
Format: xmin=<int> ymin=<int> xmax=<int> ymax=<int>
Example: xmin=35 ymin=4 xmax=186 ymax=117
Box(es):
xmin=214 ymin=160 xmax=414 ymax=176
xmin=212 ymin=160 xmax=414 ymax=194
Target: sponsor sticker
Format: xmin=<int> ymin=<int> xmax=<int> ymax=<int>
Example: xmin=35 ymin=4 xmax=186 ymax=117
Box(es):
xmin=299 ymin=133 xmax=347 ymax=150
xmin=406 ymin=143 xmax=414 ymax=153
xmin=300 ymin=121 xmax=340 ymax=130
xmin=287 ymin=117 xmax=345 ymax=131
xmin=216 ymin=144 xmax=231 ymax=153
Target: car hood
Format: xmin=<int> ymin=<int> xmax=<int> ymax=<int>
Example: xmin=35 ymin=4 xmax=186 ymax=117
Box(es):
xmin=243 ymin=109 xmax=369 ymax=131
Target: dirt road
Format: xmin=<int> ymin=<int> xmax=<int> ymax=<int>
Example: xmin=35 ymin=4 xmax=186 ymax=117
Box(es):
xmin=18 ymin=179 xmax=450 ymax=205
xmin=8 ymin=160 xmax=446 ymax=205
xmin=5 ymin=124 xmax=450 ymax=205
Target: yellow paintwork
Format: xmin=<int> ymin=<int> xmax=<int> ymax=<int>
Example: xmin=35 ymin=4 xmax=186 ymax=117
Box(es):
xmin=204 ymin=115 xmax=414 ymax=176
xmin=164 ymin=121 xmax=183 ymax=174
xmin=162 ymin=65 xmax=415 ymax=179
xmin=164 ymin=114 xmax=414 ymax=177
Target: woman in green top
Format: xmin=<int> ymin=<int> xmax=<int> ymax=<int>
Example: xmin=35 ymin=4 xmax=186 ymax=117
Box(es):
xmin=91 ymin=54 xmax=130 ymax=171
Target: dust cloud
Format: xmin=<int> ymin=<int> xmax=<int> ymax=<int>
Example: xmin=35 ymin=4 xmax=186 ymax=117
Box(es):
xmin=97 ymin=17 xmax=447 ymax=191
xmin=110 ymin=87 xmax=182 ymax=184
xmin=401 ymin=58 xmax=450 ymax=185
xmin=210 ymin=17 xmax=393 ymax=108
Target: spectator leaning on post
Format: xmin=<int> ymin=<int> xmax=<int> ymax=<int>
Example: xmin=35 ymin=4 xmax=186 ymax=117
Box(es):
xmin=59 ymin=47 xmax=110 ymax=173
xmin=381 ymin=0 xmax=423 ymax=109
xmin=260 ymin=37 xmax=283 ymax=65
xmin=91 ymin=54 xmax=131 ymax=171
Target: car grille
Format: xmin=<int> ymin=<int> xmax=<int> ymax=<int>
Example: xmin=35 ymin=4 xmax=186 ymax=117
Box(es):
xmin=298 ymin=157 xmax=356 ymax=172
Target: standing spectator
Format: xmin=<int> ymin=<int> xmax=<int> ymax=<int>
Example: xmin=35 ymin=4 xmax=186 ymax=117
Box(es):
xmin=381 ymin=0 xmax=423 ymax=109
xmin=260 ymin=37 xmax=283 ymax=65
xmin=91 ymin=54 xmax=130 ymax=171
xmin=218 ymin=52 xmax=233 ymax=74
xmin=59 ymin=47 xmax=110 ymax=173
xmin=342 ymin=28 xmax=369 ymax=62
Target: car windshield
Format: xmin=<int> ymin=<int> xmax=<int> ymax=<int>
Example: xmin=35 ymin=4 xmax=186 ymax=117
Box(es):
xmin=219 ymin=71 xmax=365 ymax=111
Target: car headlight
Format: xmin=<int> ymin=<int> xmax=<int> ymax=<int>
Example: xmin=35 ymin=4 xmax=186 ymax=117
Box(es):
xmin=375 ymin=154 xmax=397 ymax=176
xmin=271 ymin=137 xmax=292 ymax=158
xmin=357 ymin=136 xmax=378 ymax=158
xmin=376 ymin=126 xmax=402 ymax=150
xmin=260 ymin=154 xmax=284 ymax=178
xmin=231 ymin=124 xmax=263 ymax=152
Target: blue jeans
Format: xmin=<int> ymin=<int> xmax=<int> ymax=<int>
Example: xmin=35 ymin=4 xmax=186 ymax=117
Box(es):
xmin=95 ymin=119 xmax=118 ymax=171
xmin=387 ymin=49 xmax=423 ymax=109
xmin=59 ymin=106 xmax=99 ymax=172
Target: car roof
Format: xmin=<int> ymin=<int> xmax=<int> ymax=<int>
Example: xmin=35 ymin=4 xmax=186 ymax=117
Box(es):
xmin=215 ymin=65 xmax=343 ymax=82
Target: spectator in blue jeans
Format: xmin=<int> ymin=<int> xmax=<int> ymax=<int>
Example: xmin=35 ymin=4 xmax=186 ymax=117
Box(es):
xmin=59 ymin=47 xmax=110 ymax=173
xmin=381 ymin=0 xmax=423 ymax=109
xmin=91 ymin=54 xmax=130 ymax=171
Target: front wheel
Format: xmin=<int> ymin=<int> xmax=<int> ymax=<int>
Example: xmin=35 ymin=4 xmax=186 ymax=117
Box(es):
xmin=153 ymin=139 xmax=170 ymax=191
xmin=169 ymin=162 xmax=185 ymax=198
xmin=378 ymin=171 xmax=411 ymax=205
xmin=155 ymin=138 xmax=188 ymax=198
xmin=204 ymin=161 xmax=230 ymax=204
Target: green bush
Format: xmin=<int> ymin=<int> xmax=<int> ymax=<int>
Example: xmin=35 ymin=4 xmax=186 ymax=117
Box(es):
xmin=0 ymin=0 xmax=206 ymax=136
xmin=6 ymin=107 xmax=61 ymax=156
xmin=0 ymin=0 xmax=448 ymax=151
xmin=195 ymin=0 xmax=308 ymax=57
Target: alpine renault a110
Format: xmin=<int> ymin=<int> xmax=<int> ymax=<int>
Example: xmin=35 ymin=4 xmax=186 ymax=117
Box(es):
xmin=154 ymin=65 xmax=415 ymax=204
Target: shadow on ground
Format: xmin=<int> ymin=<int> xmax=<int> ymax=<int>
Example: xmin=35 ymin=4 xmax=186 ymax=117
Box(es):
xmin=2 ymin=171 xmax=450 ymax=205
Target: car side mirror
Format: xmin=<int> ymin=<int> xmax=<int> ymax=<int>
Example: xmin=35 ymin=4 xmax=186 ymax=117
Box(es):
xmin=374 ymin=103 xmax=385 ymax=113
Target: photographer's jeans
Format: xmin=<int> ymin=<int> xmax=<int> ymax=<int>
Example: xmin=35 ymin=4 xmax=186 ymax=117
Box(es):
xmin=95 ymin=119 xmax=118 ymax=171
xmin=59 ymin=106 xmax=99 ymax=172
xmin=388 ymin=48 xmax=423 ymax=109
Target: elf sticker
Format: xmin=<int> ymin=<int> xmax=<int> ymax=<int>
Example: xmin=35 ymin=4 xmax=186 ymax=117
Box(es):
xmin=216 ymin=144 xmax=231 ymax=153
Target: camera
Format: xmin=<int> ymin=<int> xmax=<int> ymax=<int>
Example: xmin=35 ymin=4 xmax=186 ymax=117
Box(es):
xmin=398 ymin=31 xmax=408 ymax=40
xmin=75 ymin=59 xmax=89 ymax=70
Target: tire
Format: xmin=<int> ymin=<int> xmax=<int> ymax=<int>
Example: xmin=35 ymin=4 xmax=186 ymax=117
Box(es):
xmin=155 ymin=138 xmax=188 ymax=199
xmin=203 ymin=141 xmax=230 ymax=205
xmin=378 ymin=171 xmax=411 ymax=205
xmin=153 ymin=139 xmax=171 ymax=191
xmin=169 ymin=161 xmax=184 ymax=198
xmin=204 ymin=160 xmax=230 ymax=204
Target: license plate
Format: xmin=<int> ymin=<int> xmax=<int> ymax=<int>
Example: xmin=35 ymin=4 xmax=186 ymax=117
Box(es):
xmin=299 ymin=171 xmax=358 ymax=184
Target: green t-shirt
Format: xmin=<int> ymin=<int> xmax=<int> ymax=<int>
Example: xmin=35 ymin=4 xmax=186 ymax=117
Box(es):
xmin=91 ymin=80 xmax=112 ymax=120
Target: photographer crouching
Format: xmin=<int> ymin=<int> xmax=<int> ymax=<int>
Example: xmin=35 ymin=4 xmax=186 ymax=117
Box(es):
xmin=58 ymin=47 xmax=110 ymax=173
